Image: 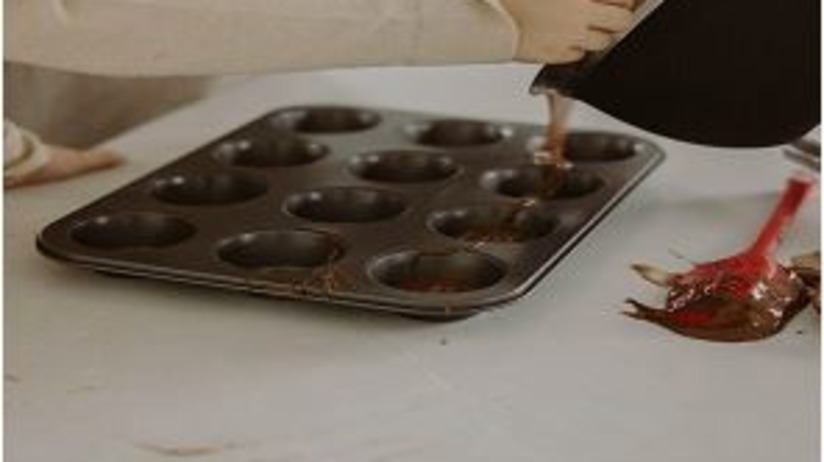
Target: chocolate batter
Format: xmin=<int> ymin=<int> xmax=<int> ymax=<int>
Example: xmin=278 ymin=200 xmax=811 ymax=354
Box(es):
xmin=460 ymin=225 xmax=525 ymax=243
xmin=533 ymin=91 xmax=574 ymax=198
xmin=626 ymin=261 xmax=808 ymax=342
xmin=536 ymin=90 xmax=574 ymax=166
xmin=791 ymin=251 xmax=820 ymax=312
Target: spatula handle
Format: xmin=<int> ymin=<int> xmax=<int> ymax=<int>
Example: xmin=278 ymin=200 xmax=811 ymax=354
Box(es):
xmin=748 ymin=175 xmax=816 ymax=258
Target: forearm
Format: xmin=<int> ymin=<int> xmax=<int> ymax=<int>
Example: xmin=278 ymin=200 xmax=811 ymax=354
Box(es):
xmin=6 ymin=0 xmax=518 ymax=76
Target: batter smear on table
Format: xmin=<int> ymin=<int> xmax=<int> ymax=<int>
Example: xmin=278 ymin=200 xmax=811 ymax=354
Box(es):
xmin=790 ymin=251 xmax=821 ymax=312
xmin=626 ymin=176 xmax=816 ymax=342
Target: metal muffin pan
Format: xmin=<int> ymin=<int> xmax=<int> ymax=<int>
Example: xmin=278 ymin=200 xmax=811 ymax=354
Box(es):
xmin=38 ymin=105 xmax=665 ymax=320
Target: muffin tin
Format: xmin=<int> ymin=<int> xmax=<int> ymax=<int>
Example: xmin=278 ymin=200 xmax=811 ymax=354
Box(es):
xmin=37 ymin=106 xmax=664 ymax=320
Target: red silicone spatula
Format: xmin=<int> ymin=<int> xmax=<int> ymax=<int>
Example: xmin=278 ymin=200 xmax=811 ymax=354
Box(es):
xmin=626 ymin=175 xmax=816 ymax=342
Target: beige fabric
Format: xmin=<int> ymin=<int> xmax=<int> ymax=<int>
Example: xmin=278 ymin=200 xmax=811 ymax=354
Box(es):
xmin=5 ymin=1 xmax=517 ymax=150
xmin=5 ymin=62 xmax=215 ymax=147
xmin=6 ymin=0 xmax=518 ymax=76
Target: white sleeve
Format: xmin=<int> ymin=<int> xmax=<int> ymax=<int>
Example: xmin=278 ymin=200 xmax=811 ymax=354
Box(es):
xmin=4 ymin=120 xmax=50 ymax=181
xmin=6 ymin=0 xmax=518 ymax=76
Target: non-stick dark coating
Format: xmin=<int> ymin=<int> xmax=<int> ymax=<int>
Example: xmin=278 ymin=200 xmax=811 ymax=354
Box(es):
xmin=37 ymin=106 xmax=664 ymax=320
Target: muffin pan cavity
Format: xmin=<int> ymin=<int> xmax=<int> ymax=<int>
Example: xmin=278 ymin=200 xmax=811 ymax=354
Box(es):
xmin=218 ymin=230 xmax=343 ymax=270
xmin=71 ymin=213 xmax=195 ymax=250
xmin=215 ymin=137 xmax=328 ymax=167
xmin=526 ymin=132 xmax=641 ymax=163
xmin=285 ymin=187 xmax=407 ymax=223
xmin=371 ymin=250 xmax=505 ymax=293
xmin=152 ymin=173 xmax=267 ymax=206
xmin=276 ymin=107 xmax=381 ymax=134
xmin=482 ymin=166 xmax=604 ymax=200
xmin=413 ymin=119 xmax=506 ymax=147
xmin=350 ymin=150 xmax=458 ymax=183
xmin=430 ymin=205 xmax=558 ymax=243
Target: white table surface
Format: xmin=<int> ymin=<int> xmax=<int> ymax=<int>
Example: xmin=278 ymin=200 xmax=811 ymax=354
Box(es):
xmin=6 ymin=65 xmax=820 ymax=462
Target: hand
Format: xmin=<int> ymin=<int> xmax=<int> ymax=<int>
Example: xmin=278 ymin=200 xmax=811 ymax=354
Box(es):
xmin=499 ymin=0 xmax=636 ymax=63
xmin=6 ymin=145 xmax=123 ymax=189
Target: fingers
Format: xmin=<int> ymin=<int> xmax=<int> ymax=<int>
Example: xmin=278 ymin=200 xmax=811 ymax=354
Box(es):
xmin=7 ymin=147 xmax=123 ymax=189
xmin=589 ymin=1 xmax=634 ymax=33
xmin=41 ymin=148 xmax=123 ymax=178
xmin=502 ymin=0 xmax=637 ymax=64
xmin=580 ymin=30 xmax=613 ymax=51
xmin=75 ymin=149 xmax=123 ymax=172
xmin=578 ymin=0 xmax=633 ymax=52
xmin=553 ymin=47 xmax=587 ymax=64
